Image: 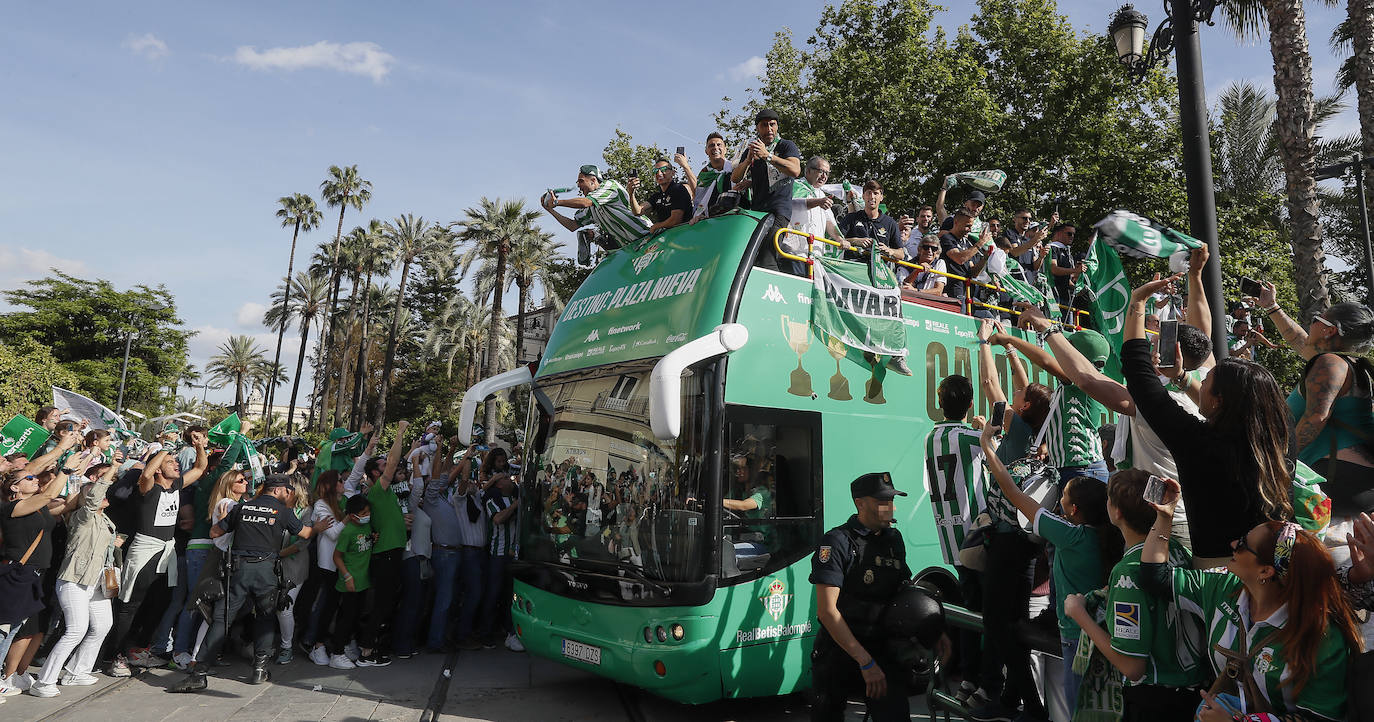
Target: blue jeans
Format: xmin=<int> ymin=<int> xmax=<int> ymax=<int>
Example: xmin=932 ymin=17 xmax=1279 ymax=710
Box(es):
xmin=173 ymin=547 xmax=207 ymax=655
xmin=479 ymin=554 xmax=514 ymax=637
xmin=426 ymin=548 xmax=461 ymax=649
xmin=1058 ymin=459 xmax=1109 ymax=485
xmin=1061 ymin=636 xmax=1082 ymax=712
xmin=456 ymin=547 xmax=487 ymax=640
xmin=390 ymin=556 xmax=424 ymax=655
xmin=152 ymin=549 xmax=190 ymax=654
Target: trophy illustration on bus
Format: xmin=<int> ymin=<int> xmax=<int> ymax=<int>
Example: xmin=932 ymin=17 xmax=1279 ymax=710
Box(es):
xmin=825 ymin=334 xmax=852 ymax=401
xmin=863 ymin=351 xmax=888 ymax=405
xmin=780 ymin=315 xmax=814 ymax=397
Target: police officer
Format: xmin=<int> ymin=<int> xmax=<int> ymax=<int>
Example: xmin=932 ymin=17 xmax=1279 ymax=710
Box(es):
xmin=809 ymin=472 xmax=933 ymax=722
xmin=170 ymin=474 xmax=330 ymax=692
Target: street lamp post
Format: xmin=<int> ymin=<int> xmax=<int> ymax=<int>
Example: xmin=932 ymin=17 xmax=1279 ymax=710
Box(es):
xmin=1315 ymin=155 xmax=1374 ymax=305
xmin=1109 ymin=1 xmax=1228 ymax=361
xmin=115 ymin=301 xmax=167 ymax=416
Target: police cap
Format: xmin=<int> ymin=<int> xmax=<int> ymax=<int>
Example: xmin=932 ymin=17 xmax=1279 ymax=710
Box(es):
xmin=850 ymin=472 xmax=906 ymax=500
xmin=261 ymin=474 xmax=292 ymax=491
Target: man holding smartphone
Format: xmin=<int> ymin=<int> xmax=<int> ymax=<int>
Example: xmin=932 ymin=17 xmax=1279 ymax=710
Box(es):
xmin=678 ymin=132 xmax=733 ymax=220
xmin=627 ymin=158 xmax=692 ymax=234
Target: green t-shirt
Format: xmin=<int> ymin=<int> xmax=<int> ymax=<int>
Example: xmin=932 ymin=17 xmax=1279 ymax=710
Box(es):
xmin=367 ymin=482 xmax=406 ymax=553
xmin=1033 ymin=508 xmax=1103 ymax=638
xmin=1107 ymin=543 xmax=1202 ymax=688
xmin=334 ymin=521 xmax=374 ymax=592
xmin=1168 ymin=567 xmax=1352 ymax=720
xmin=1043 ymin=383 xmax=1106 ymax=469
xmin=189 ymin=480 xmax=214 ymax=542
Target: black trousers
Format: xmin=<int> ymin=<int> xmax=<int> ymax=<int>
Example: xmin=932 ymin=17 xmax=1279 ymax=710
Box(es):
xmin=809 ymin=636 xmax=910 ymax=722
xmin=195 ymin=558 xmax=278 ymax=666
xmin=360 ymin=548 xmax=401 ymax=651
xmin=328 ymin=589 xmax=369 ymax=656
xmin=1122 ymin=683 xmax=1199 ymax=722
xmin=982 ymin=530 xmax=1045 ymax=715
xmin=956 ymin=565 xmax=998 ymax=693
xmin=108 ymin=550 xmax=171 ymax=658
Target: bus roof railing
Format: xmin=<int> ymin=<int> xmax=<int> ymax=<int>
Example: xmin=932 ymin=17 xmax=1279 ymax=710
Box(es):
xmin=771 ymin=228 xmax=1088 ymax=329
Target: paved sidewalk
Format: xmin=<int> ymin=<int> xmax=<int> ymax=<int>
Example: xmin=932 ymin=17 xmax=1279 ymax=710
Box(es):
xmin=2 ymin=648 xmax=954 ymax=721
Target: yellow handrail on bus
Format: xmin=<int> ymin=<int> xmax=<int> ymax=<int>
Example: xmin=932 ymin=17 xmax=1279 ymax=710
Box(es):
xmin=771 ymin=228 xmax=1089 ymax=328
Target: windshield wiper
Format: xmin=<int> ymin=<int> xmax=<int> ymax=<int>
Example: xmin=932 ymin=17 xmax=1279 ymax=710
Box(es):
xmin=570 ymin=556 xmax=671 ymax=596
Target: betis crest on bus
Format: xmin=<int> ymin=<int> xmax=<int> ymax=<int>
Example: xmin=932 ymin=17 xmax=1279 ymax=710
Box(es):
xmin=761 ymin=578 xmax=792 ymax=622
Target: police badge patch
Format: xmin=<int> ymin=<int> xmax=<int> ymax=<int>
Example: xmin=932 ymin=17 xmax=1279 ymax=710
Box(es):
xmin=863 ymin=569 xmax=875 ymax=584
xmin=818 ymin=545 xmax=831 ymax=563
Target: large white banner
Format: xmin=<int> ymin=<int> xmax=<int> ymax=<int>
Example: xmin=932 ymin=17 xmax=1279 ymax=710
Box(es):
xmin=52 ymin=386 xmax=129 ymax=433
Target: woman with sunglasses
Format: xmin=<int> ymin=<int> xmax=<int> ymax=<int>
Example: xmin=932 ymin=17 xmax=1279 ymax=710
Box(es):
xmin=0 ymin=430 xmax=79 ymax=696
xmin=1139 ymin=477 xmax=1361 ymax=721
xmin=1255 ymin=281 xmax=1374 ymax=525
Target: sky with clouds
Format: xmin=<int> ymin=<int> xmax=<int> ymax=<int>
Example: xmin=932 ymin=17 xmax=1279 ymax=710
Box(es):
xmin=0 ymin=0 xmax=1357 ymax=408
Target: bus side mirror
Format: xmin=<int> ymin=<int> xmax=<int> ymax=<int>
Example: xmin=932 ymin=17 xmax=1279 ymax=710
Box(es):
xmin=649 ymin=323 xmax=749 ymax=440
xmin=458 ymin=366 xmax=534 ymax=446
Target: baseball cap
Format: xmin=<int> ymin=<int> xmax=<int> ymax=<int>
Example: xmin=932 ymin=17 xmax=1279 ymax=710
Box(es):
xmin=965 ymin=189 xmax=987 ymax=204
xmin=755 ymin=108 xmax=780 ymax=123
xmin=850 ymin=472 xmax=907 ymax=500
xmin=578 ymin=164 xmax=603 ymax=180
xmin=1067 ymin=329 xmax=1111 ymax=368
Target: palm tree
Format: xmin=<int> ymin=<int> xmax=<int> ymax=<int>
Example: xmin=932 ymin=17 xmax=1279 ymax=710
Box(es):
xmin=1216 ymin=81 xmax=1359 ymax=202
xmin=264 ymin=193 xmax=323 ymax=421
xmin=1331 ymin=2 xmax=1374 ymax=160
xmin=265 ymin=271 xmax=330 ymax=434
xmin=345 ymin=220 xmax=396 ymax=427
xmin=494 ymin=230 xmax=564 ymax=368
xmin=1220 ymin=1 xmax=1328 ymax=321
xmin=206 ymin=335 xmax=268 ymax=411
xmin=317 ymin=165 xmax=372 ymax=430
xmin=454 ymin=198 xmax=543 ymax=440
xmin=373 ymin=215 xmax=448 ymax=426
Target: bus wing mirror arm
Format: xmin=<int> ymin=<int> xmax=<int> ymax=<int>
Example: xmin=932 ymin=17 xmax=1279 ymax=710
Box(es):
xmin=458 ymin=366 xmax=534 ymax=446
xmin=649 ymin=323 xmax=750 ymax=440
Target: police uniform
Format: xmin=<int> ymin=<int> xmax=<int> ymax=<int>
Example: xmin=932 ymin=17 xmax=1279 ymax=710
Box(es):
xmin=809 ymin=473 xmax=914 ymax=722
xmin=171 ymin=475 xmax=305 ymax=692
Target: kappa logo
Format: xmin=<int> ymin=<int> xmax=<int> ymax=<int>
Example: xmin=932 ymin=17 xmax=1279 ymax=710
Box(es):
xmin=762 ymin=284 xmax=788 ymax=303
xmin=584 ymin=329 xmax=600 ymax=343
xmin=1113 ymin=601 xmax=1141 ymax=640
xmin=1114 ymin=575 xmax=1139 ymax=590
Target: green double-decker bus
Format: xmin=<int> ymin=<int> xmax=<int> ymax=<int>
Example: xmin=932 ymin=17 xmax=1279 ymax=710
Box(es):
xmin=457 ymin=210 xmax=1058 ymax=703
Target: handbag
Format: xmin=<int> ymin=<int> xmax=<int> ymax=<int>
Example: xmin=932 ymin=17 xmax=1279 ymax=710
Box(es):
xmin=0 ymin=529 xmax=46 ymax=626
xmin=101 ymin=541 xmax=120 ymax=599
xmin=1198 ymin=635 xmax=1273 ymax=719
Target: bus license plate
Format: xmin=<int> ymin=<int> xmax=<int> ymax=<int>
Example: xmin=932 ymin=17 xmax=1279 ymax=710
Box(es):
xmin=562 ymin=638 xmax=602 ymax=666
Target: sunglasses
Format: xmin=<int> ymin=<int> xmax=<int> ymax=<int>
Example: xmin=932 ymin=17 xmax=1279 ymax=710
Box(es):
xmin=808 ymin=167 xmax=830 ymax=176
xmin=1314 ymin=315 xmax=1342 ymax=334
xmin=652 ymin=166 xmax=673 ymax=175
xmin=919 ymin=245 xmax=940 ymax=251
xmin=1233 ymin=535 xmax=1257 ymax=557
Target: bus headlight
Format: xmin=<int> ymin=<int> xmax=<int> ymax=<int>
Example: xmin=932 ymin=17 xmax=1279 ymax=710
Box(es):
xmin=655 ymin=626 xmax=668 ymax=642
xmin=670 ymin=623 xmax=685 ymax=641
xmin=643 ymin=627 xmax=654 ymax=643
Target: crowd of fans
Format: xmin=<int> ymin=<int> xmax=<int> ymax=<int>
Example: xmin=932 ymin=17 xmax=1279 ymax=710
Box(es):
xmin=0 ymin=413 xmax=524 ymax=704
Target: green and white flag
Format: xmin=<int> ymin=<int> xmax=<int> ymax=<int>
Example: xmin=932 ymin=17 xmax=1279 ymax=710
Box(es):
xmin=1081 ymin=236 xmax=1131 ymax=380
xmin=1093 ymin=210 xmax=1202 ymax=260
xmin=0 ymin=415 xmax=49 ymax=457
xmin=945 ymin=169 xmax=1008 ymax=193
xmin=52 ymin=386 xmax=129 ymax=434
xmin=994 ymin=271 xmax=1052 ymax=312
xmin=811 ymin=255 xmax=908 ymax=357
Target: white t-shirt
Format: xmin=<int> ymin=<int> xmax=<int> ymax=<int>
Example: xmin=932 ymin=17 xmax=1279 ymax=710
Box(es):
xmin=311 ymin=499 xmax=344 ymax=571
xmin=790 ymin=184 xmax=832 ymax=240
xmin=212 ymin=498 xmax=238 ymax=552
xmin=905 ymin=259 xmax=948 ymax=291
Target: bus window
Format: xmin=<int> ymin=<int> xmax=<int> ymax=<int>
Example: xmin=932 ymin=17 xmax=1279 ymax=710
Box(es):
xmin=720 ymin=408 xmax=821 ymax=583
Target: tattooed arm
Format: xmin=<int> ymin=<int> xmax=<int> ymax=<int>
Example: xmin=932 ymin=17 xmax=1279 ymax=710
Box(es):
xmin=1294 ymin=354 xmax=1349 ymax=453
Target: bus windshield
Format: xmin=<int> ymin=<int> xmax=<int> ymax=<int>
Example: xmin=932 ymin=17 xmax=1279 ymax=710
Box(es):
xmin=521 ymin=360 xmax=710 ymax=592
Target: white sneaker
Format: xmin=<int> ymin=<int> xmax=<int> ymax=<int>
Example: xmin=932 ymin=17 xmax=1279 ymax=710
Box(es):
xmin=0 ymin=678 xmax=19 ymax=697
xmin=171 ymin=652 xmax=194 ymax=670
xmin=9 ymin=673 xmax=33 ymax=692
xmin=328 ymin=653 xmax=356 ymax=670
xmin=106 ymin=656 xmax=132 ymax=678
xmin=126 ymin=648 xmax=158 ymax=668
xmin=59 ymin=672 xmax=99 ymax=686
xmin=344 ymin=641 xmax=360 ymax=662
xmin=309 ymin=645 xmax=330 ymax=666
xmin=27 ymin=681 xmax=59 ymax=698
xmin=504 ymin=634 xmax=525 ymax=652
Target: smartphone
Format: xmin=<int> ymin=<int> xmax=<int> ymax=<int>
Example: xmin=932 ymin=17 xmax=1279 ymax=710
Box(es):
xmin=1157 ymin=319 xmax=1179 ymax=368
xmin=1239 ymin=276 xmax=1262 ymax=297
xmin=990 ymin=401 xmax=1007 ymax=428
xmin=675 ymin=146 xmax=685 ymax=157
xmin=1143 ymin=475 xmax=1167 ymax=504
xmin=628 ymin=169 xmax=638 ymax=179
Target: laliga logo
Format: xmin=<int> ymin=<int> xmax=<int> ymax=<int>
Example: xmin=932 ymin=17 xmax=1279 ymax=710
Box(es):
xmin=760 ymin=578 xmax=791 ymax=622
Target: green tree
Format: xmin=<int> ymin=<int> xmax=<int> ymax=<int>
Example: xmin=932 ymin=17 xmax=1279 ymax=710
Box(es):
xmin=599 ymin=128 xmax=669 ymax=205
xmin=317 ymin=165 xmax=373 ymax=430
xmin=455 ymin=198 xmax=543 ymax=440
xmin=0 ymin=272 xmax=190 ymax=415
xmin=206 ymin=335 xmax=268 ymax=411
xmin=265 ymin=193 xmax=323 ymax=421
xmin=374 ymin=215 xmax=448 ymax=426
xmin=264 ymin=271 xmax=330 ymax=434
xmin=0 ymin=340 xmax=85 ymax=422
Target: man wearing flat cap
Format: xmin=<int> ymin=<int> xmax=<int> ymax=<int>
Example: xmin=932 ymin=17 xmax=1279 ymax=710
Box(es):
xmin=808 ymin=472 xmax=914 ymax=721
xmin=730 ymin=109 xmax=803 ymax=266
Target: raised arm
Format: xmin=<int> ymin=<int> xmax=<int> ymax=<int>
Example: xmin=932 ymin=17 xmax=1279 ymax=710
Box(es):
xmin=15 ymin=465 xmax=70 ymax=517
xmin=541 ymin=192 xmax=585 ymax=234
xmin=978 ymin=422 xmax=1043 ymax=523
xmin=139 ymin=449 xmax=169 ymax=494
xmin=977 ymin=321 xmax=1007 ymax=405
xmin=1018 ymin=305 xmax=1133 ymax=414
xmin=675 ymin=154 xmax=697 ymax=195
xmin=1255 ymin=281 xmax=1312 ymax=359
xmin=992 ymin=315 xmax=1069 ymax=384
xmin=181 ymin=433 xmax=209 ymax=487
xmin=377 ymin=420 xmax=409 ymax=491
xmin=23 ymin=430 xmax=79 ymax=478
xmin=934 ymin=181 xmax=950 ymax=224
xmin=1184 ymin=246 xmax=1211 ymax=338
